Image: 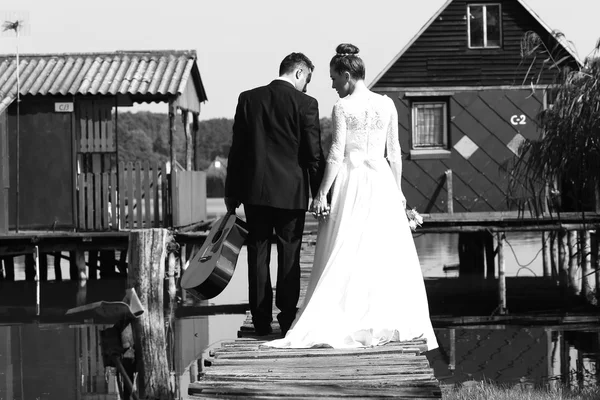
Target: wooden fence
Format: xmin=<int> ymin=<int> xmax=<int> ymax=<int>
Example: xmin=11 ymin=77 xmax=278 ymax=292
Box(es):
xmin=77 ymin=162 xmax=169 ymax=231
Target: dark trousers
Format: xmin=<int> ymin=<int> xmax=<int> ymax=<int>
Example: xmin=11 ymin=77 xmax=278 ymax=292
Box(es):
xmin=244 ymin=204 xmax=305 ymax=334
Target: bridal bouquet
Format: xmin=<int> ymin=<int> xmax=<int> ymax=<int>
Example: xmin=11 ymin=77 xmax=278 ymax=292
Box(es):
xmin=406 ymin=208 xmax=423 ymax=231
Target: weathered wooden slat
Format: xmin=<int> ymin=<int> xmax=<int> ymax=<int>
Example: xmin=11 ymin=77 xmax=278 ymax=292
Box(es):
xmin=189 ymin=380 xmax=440 ymax=398
xmin=135 ymin=161 xmax=142 ymax=229
xmin=86 ymin=173 xmax=93 ymax=230
xmin=93 ymin=102 xmax=101 ymax=152
xmin=144 ymin=161 xmax=151 ymax=228
xmin=78 ymin=173 xmax=85 ymax=230
xmin=126 ymin=162 xmax=134 ymax=229
xmin=79 ymin=103 xmax=88 ymax=152
xmin=102 ymin=172 xmax=109 ymax=229
xmin=106 ymin=107 xmax=114 ymax=151
xmin=161 ymin=163 xmax=168 ymax=226
xmin=118 ymin=161 xmax=126 ymax=230
xmin=153 ymin=163 xmax=159 ymax=228
xmin=94 ymin=172 xmax=101 ymax=229
xmin=110 ymin=170 xmax=118 ymax=229
xmin=206 ymin=354 xmax=429 ymax=368
xmin=100 ymin=105 xmax=108 ymax=152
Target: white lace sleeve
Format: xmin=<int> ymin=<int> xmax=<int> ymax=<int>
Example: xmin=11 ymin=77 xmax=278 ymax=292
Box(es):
xmin=327 ymin=101 xmax=346 ymax=165
xmin=385 ymin=97 xmax=401 ymax=162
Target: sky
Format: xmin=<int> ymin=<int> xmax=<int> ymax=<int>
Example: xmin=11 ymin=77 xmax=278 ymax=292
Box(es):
xmin=1 ymin=0 xmax=599 ymax=121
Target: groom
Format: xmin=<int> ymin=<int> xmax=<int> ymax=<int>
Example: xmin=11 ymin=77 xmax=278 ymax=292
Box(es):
xmin=225 ymin=53 xmax=325 ymax=336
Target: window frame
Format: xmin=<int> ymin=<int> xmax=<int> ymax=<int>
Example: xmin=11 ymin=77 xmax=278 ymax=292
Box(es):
xmin=467 ymin=3 xmax=503 ymax=49
xmin=411 ymin=100 xmax=449 ymax=150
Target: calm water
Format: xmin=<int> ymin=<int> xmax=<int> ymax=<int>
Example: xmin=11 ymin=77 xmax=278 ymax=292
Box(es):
xmin=0 ymin=230 xmax=598 ymax=399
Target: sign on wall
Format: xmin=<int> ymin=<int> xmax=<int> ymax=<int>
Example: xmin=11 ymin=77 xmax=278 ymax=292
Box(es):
xmin=55 ymin=102 xmax=74 ymax=113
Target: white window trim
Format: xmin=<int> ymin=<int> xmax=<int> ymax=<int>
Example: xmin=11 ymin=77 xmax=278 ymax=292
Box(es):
xmin=467 ymin=3 xmax=502 ymax=49
xmin=411 ymin=101 xmax=448 ymax=151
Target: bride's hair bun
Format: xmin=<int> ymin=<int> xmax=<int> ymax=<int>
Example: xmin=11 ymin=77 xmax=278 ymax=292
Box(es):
xmin=331 ymin=43 xmax=365 ymax=80
xmin=335 ymin=43 xmax=360 ymax=57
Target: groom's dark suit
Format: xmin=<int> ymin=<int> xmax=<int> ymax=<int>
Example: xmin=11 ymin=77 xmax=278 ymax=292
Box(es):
xmin=226 ymin=79 xmax=325 ymax=335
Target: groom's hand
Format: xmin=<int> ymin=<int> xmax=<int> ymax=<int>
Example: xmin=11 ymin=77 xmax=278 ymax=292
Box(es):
xmin=225 ymin=197 xmax=240 ymax=213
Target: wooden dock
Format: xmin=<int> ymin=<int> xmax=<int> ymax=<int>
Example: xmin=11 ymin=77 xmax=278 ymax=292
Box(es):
xmin=188 ymin=235 xmax=441 ymax=399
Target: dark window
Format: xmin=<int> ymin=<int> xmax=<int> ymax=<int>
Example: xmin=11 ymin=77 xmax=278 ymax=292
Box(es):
xmin=412 ymin=102 xmax=448 ymax=149
xmin=468 ymin=4 xmax=502 ymax=48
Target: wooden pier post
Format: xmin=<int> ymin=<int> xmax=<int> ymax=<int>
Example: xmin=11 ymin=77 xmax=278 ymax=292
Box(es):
xmin=127 ymin=228 xmax=173 ymax=400
xmin=75 ymin=250 xmax=87 ymax=281
xmin=542 ymin=231 xmax=550 ymax=278
xmin=0 ymin=257 xmax=15 ymax=281
xmin=550 ymin=231 xmax=558 ymax=280
xmin=497 ymin=232 xmax=507 ymax=314
xmin=581 ymin=231 xmax=592 ymax=301
xmin=34 ymin=246 xmax=40 ymax=316
xmin=592 ymin=231 xmax=599 ymax=303
xmin=445 ymin=169 xmax=453 ymax=214
xmin=558 ymin=230 xmax=568 ymax=288
xmin=53 ymin=252 xmax=62 ymax=281
xmin=567 ymin=230 xmax=579 ymax=295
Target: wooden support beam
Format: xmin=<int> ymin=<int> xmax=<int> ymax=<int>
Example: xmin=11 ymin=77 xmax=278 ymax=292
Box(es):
xmin=497 ymin=232 xmax=507 ymax=315
xmin=558 ymin=231 xmax=568 ymax=288
xmin=34 ymin=246 xmax=40 ymax=316
xmin=445 ymin=169 xmax=453 ymax=214
xmin=550 ymin=231 xmax=558 ymax=281
xmin=127 ymin=228 xmax=173 ymax=400
xmin=75 ymin=250 xmax=87 ymax=281
xmin=581 ymin=230 xmax=592 ymax=301
xmin=542 ymin=231 xmax=550 ymax=278
xmin=568 ymin=230 xmax=579 ymax=295
xmin=183 ymin=110 xmax=194 ymax=171
xmin=53 ymin=252 xmax=62 ymax=281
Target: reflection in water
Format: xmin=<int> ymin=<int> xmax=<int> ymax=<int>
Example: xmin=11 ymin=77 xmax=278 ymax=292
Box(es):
xmin=427 ymin=326 xmax=600 ymax=389
xmin=1 ymin=322 xmax=598 ymax=399
xmin=1 ymin=232 xmax=598 ymax=399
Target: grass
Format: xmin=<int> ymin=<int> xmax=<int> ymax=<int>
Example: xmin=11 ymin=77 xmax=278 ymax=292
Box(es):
xmin=442 ymin=381 xmax=600 ymax=400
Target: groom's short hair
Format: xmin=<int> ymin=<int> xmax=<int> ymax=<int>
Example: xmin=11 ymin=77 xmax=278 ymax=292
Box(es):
xmin=279 ymin=53 xmax=314 ymax=76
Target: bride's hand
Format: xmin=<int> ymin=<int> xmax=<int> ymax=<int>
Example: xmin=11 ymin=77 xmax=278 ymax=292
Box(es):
xmin=310 ymin=196 xmax=330 ymax=220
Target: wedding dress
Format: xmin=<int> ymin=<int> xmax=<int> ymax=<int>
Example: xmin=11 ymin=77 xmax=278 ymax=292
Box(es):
xmin=265 ymin=91 xmax=438 ymax=350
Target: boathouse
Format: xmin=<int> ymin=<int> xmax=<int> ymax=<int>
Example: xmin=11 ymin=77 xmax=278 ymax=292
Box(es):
xmin=369 ymin=0 xmax=584 ymax=214
xmin=0 ymin=50 xmax=208 ymax=234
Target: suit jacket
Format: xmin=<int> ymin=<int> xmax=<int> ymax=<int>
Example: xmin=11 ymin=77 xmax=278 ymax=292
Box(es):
xmin=225 ymin=79 xmax=325 ymax=210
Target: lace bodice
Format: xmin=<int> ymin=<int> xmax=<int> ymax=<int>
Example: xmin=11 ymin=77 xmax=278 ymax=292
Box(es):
xmin=327 ymin=91 xmax=400 ymax=165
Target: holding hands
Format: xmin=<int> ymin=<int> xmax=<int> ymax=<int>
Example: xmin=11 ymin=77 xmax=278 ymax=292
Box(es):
xmin=310 ymin=195 xmax=330 ymax=221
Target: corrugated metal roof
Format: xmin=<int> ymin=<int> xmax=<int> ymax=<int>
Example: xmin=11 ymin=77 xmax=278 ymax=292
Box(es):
xmin=0 ymin=50 xmax=207 ymax=113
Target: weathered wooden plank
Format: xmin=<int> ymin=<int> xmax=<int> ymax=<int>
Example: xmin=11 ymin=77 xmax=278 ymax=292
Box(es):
xmin=144 ymin=161 xmax=151 ymax=229
xmin=110 ymin=170 xmax=118 ymax=229
xmin=94 ymin=173 xmax=101 ymax=229
xmin=135 ymin=161 xmax=142 ymax=229
xmin=126 ymin=162 xmax=134 ymax=229
xmin=189 ymin=380 xmax=440 ymax=398
xmin=86 ymin=173 xmax=94 ymax=230
xmin=206 ymin=354 xmax=428 ymax=368
xmin=119 ymin=161 xmax=126 ymax=230
xmin=153 ymin=163 xmax=159 ymax=228
xmin=102 ymin=172 xmax=109 ymax=230
xmin=198 ymin=374 xmax=438 ymax=385
xmin=78 ymin=173 xmax=85 ymax=230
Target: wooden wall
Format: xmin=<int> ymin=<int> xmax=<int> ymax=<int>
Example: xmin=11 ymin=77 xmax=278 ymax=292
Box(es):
xmin=383 ymin=88 xmax=545 ymax=213
xmin=8 ymin=98 xmax=75 ymax=230
xmin=0 ymin=110 xmax=7 ymax=233
xmin=372 ymin=0 xmax=578 ymax=88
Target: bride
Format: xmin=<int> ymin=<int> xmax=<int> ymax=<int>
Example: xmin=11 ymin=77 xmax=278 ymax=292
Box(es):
xmin=265 ymin=43 xmax=438 ymax=350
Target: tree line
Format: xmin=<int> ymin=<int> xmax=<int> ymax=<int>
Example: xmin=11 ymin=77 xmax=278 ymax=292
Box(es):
xmin=117 ymin=111 xmax=333 ymax=170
